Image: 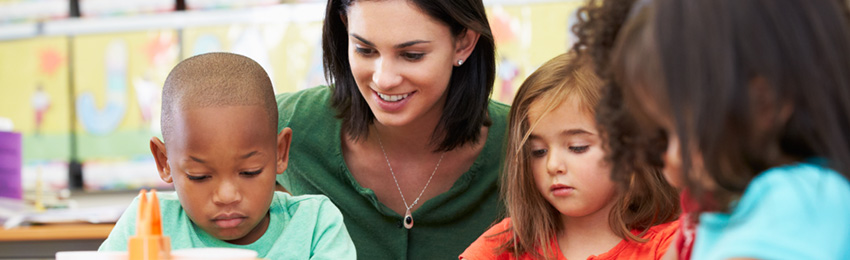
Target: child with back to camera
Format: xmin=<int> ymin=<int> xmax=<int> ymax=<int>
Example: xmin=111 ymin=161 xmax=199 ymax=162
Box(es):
xmin=99 ymin=52 xmax=356 ymax=259
xmin=608 ymin=0 xmax=850 ymax=259
xmin=461 ymin=52 xmax=680 ymax=260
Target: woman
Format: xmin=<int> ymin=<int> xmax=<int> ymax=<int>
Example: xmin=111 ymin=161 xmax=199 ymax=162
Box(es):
xmin=275 ymin=0 xmax=507 ymax=259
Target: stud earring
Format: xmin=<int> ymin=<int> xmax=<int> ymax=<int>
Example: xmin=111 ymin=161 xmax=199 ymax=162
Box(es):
xmin=457 ymin=59 xmax=464 ymax=66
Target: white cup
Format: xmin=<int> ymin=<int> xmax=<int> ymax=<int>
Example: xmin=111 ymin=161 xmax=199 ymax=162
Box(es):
xmin=171 ymin=248 xmax=258 ymax=260
xmin=55 ymin=251 xmax=128 ymax=260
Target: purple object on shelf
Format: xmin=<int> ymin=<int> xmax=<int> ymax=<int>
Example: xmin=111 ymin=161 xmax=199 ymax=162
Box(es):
xmin=0 ymin=131 xmax=22 ymax=199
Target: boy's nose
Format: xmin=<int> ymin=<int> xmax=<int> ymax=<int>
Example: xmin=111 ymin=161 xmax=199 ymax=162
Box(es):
xmin=212 ymin=180 xmax=243 ymax=205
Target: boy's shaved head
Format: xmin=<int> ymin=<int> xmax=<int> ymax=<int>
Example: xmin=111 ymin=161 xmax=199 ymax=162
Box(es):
xmin=161 ymin=52 xmax=277 ymax=143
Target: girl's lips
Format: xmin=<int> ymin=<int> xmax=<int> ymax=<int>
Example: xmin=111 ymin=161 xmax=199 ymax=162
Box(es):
xmin=550 ymin=184 xmax=575 ymax=197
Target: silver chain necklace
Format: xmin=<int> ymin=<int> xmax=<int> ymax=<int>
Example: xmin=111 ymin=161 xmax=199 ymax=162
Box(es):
xmin=375 ymin=131 xmax=445 ymax=230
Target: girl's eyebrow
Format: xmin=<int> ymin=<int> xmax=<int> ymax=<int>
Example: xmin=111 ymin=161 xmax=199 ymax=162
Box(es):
xmin=528 ymin=128 xmax=593 ymax=140
xmin=350 ymin=34 xmax=430 ymax=49
xmin=561 ymin=129 xmax=593 ymax=136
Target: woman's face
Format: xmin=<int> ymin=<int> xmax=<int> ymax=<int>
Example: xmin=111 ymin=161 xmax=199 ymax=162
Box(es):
xmin=346 ymin=0 xmax=460 ymax=128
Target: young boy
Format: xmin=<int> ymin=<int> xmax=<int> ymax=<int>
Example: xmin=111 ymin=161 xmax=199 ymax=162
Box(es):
xmin=99 ymin=52 xmax=356 ymax=259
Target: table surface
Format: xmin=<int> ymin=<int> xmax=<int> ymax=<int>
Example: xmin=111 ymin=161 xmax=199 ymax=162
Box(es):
xmin=0 ymin=223 xmax=115 ymax=241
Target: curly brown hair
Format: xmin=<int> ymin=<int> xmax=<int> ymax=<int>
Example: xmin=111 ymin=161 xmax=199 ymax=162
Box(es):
xmin=611 ymin=0 xmax=850 ymax=214
xmin=570 ymin=0 xmax=668 ymax=194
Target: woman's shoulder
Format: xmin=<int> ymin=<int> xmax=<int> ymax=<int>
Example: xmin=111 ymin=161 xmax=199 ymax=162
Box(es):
xmin=275 ymin=85 xmax=332 ymax=105
xmin=276 ymin=86 xmax=338 ymax=132
xmin=488 ymin=99 xmax=510 ymax=119
xmin=276 ymin=86 xmax=333 ymax=113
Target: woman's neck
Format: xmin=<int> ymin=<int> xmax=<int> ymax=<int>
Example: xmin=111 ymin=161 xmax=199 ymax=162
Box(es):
xmin=372 ymin=116 xmax=444 ymax=154
xmin=557 ymin=201 xmax=622 ymax=260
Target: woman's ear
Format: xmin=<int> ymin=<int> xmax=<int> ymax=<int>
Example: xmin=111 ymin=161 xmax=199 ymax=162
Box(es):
xmin=150 ymin=137 xmax=172 ymax=183
xmin=454 ymin=29 xmax=481 ymax=66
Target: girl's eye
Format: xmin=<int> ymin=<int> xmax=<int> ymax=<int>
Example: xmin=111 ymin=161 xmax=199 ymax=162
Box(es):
xmin=355 ymin=47 xmax=376 ymax=56
xmin=187 ymin=174 xmax=209 ymax=181
xmin=530 ymin=149 xmax=548 ymax=158
xmin=402 ymin=52 xmax=424 ymax=61
xmin=569 ymin=146 xmax=590 ymax=154
xmin=240 ymin=169 xmax=263 ymax=176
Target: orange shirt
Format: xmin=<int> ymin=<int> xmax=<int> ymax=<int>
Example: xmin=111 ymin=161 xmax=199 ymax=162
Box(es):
xmin=460 ymin=218 xmax=679 ymax=260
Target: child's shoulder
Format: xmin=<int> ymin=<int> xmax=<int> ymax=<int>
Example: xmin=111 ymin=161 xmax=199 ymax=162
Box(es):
xmin=756 ymin=161 xmax=849 ymax=188
xmin=744 ymin=161 xmax=850 ymax=209
xmin=638 ymin=219 xmax=680 ymax=242
xmin=271 ymin=192 xmax=340 ymax=218
xmin=274 ymin=191 xmax=332 ymax=205
xmin=460 ymin=218 xmax=513 ymax=260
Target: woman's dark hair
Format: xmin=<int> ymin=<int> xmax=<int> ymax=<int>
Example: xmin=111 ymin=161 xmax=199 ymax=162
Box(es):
xmin=322 ymin=0 xmax=496 ymax=152
xmin=614 ymin=0 xmax=850 ymax=211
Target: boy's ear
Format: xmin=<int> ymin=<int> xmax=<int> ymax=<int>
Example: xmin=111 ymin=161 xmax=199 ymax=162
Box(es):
xmin=150 ymin=137 xmax=173 ymax=183
xmin=276 ymin=128 xmax=293 ymax=175
xmin=454 ymin=28 xmax=480 ymax=66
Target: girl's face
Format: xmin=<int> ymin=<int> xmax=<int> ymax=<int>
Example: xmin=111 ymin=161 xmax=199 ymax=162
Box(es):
xmin=528 ymin=97 xmax=617 ymax=219
xmin=346 ymin=0 xmax=459 ymax=128
xmin=631 ymin=86 xmax=705 ymax=189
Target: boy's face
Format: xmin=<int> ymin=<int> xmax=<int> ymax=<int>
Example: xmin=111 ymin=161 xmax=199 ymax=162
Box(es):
xmin=150 ymin=105 xmax=291 ymax=245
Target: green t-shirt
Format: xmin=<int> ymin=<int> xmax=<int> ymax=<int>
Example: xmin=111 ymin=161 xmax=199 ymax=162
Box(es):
xmin=99 ymin=191 xmax=356 ymax=259
xmin=276 ymin=86 xmax=509 ymax=259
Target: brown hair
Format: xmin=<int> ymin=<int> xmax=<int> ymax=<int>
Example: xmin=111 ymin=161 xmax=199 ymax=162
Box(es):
xmin=500 ymin=52 xmax=679 ymax=259
xmin=611 ymin=0 xmax=850 ymax=212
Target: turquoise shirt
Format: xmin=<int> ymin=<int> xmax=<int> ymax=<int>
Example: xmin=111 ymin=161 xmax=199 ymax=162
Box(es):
xmin=693 ymin=162 xmax=850 ymax=260
xmin=276 ymin=86 xmax=509 ymax=259
xmin=99 ymin=191 xmax=356 ymax=259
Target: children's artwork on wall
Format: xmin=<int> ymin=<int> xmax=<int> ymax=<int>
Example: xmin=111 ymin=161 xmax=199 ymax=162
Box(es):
xmin=72 ymin=30 xmax=179 ymax=191
xmin=487 ymin=1 xmax=584 ymax=104
xmin=0 ymin=36 xmax=71 ymax=194
xmin=182 ymin=20 xmax=325 ymax=94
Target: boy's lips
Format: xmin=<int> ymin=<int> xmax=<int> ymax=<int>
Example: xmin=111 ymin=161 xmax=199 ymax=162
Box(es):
xmin=212 ymin=213 xmax=247 ymax=228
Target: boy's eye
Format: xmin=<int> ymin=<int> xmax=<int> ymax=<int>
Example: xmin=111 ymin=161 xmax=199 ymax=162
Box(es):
xmin=569 ymin=145 xmax=590 ymax=154
xmin=530 ymin=149 xmax=548 ymax=158
xmin=402 ymin=52 xmax=424 ymax=61
xmin=186 ymin=174 xmax=209 ymax=181
xmin=240 ymin=169 xmax=263 ymax=176
xmin=354 ymin=47 xmax=376 ymax=56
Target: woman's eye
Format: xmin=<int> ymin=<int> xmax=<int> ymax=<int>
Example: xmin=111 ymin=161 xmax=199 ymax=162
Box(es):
xmin=355 ymin=47 xmax=376 ymax=56
xmin=569 ymin=146 xmax=590 ymax=154
xmin=530 ymin=149 xmax=548 ymax=158
xmin=402 ymin=52 xmax=424 ymax=61
xmin=240 ymin=169 xmax=263 ymax=176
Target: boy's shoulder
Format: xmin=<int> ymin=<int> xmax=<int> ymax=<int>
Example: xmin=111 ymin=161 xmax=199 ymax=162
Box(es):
xmin=273 ymin=191 xmax=331 ymax=206
xmin=271 ymin=192 xmax=339 ymax=218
